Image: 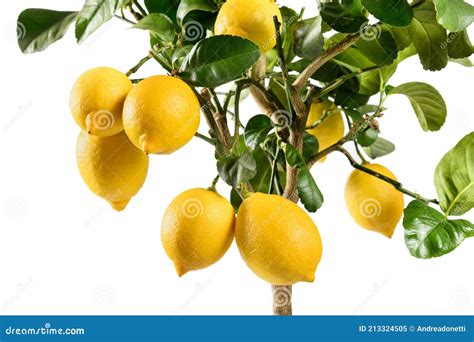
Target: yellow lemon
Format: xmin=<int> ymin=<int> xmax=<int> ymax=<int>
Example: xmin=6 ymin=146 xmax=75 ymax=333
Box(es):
xmin=214 ymin=0 xmax=283 ymax=53
xmin=306 ymin=101 xmax=345 ymax=162
xmin=235 ymin=193 xmax=323 ymax=285
xmin=70 ymin=67 xmax=132 ymax=137
xmin=161 ymin=188 xmax=235 ymax=276
xmin=123 ymin=76 xmax=200 ymax=154
xmin=76 ymin=131 xmax=149 ymax=211
xmin=345 ymin=164 xmax=404 ymax=238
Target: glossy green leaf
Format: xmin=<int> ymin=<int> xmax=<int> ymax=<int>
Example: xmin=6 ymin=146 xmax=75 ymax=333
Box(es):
xmin=297 ymin=168 xmax=324 ymax=212
xmin=320 ymin=0 xmax=368 ymax=33
xmin=244 ymin=115 xmax=274 ymax=150
xmin=403 ymin=200 xmax=474 ymax=259
xmin=432 ymin=0 xmax=474 ymax=32
xmin=75 ymin=0 xmax=125 ymax=43
xmin=408 ymin=2 xmax=448 ymax=71
xmin=357 ymin=29 xmax=398 ymax=66
xmin=303 ymin=133 xmax=319 ymax=162
xmin=450 ymin=57 xmax=474 ymax=67
xmin=134 ymin=13 xmax=175 ymax=43
xmin=176 ymin=0 xmax=216 ymax=23
xmin=178 ymin=36 xmax=260 ymax=87
xmin=363 ymin=136 xmax=395 ymax=159
xmin=284 ymin=144 xmax=324 ymax=212
xmin=447 ymin=30 xmax=473 ymax=59
xmin=217 ymin=150 xmax=257 ymax=187
xmin=17 ymin=9 xmax=78 ymax=53
xmin=388 ymin=26 xmax=412 ymax=51
xmin=293 ymin=17 xmax=324 ymax=60
xmin=388 ymin=82 xmax=447 ymax=132
xmin=145 ymin=0 xmax=180 ymax=27
xmin=361 ymin=0 xmax=412 ymax=27
xmin=434 ymin=132 xmax=474 ymax=216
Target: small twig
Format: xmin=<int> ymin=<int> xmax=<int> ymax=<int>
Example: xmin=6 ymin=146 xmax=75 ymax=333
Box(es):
xmin=268 ymin=142 xmax=281 ymax=194
xmin=306 ymin=108 xmax=335 ymax=130
xmin=114 ymin=14 xmax=136 ymax=25
xmin=233 ymin=84 xmax=242 ymax=145
xmin=149 ymin=47 xmax=172 ymax=72
xmin=209 ymin=88 xmax=225 ymax=119
xmin=133 ymin=0 xmax=148 ymax=17
xmin=126 ymin=54 xmax=152 ymax=77
xmin=195 ymin=132 xmax=215 ymax=145
xmin=337 ymin=147 xmax=439 ymax=204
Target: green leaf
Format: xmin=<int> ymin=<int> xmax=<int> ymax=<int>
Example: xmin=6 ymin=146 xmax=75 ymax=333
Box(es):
xmin=75 ymin=0 xmax=123 ymax=43
xmin=434 ymin=132 xmax=474 ymax=216
xmin=297 ymin=168 xmax=324 ymax=212
xmin=403 ymin=200 xmax=474 ymax=259
xmin=320 ymin=0 xmax=368 ymax=33
xmin=361 ymin=0 xmax=412 ymax=27
xmin=388 ymin=26 xmax=412 ymax=51
xmin=388 ymin=82 xmax=447 ymax=132
xmin=145 ymin=0 xmax=180 ymax=27
xmin=284 ymin=144 xmax=324 ymax=212
xmin=244 ymin=115 xmax=274 ymax=150
xmin=178 ymin=36 xmax=260 ymax=87
xmin=450 ymin=57 xmax=474 ymax=67
xmin=359 ymin=63 xmax=397 ymax=96
xmin=447 ymin=30 xmax=473 ymax=59
xmin=171 ymin=45 xmax=193 ymax=68
xmin=217 ymin=150 xmax=257 ymax=187
xmin=134 ymin=13 xmax=175 ymax=43
xmin=303 ymin=133 xmax=319 ymax=162
xmin=176 ymin=0 xmax=216 ymax=23
xmin=280 ymin=7 xmax=299 ymax=62
xmin=363 ymin=136 xmax=395 ymax=159
xmin=432 ymin=0 xmax=474 ymax=32
xmin=408 ymin=2 xmax=448 ymax=71
xmin=293 ymin=17 xmax=324 ymax=61
xmin=357 ymin=29 xmax=398 ymax=66
xmin=17 ymin=9 xmax=78 ymax=53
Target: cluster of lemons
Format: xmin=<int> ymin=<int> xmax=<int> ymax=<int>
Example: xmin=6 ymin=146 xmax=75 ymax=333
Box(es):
xmin=69 ymin=0 xmax=404 ymax=286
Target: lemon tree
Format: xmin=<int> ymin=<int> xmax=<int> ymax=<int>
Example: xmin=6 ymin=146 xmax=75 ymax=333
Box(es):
xmin=17 ymin=0 xmax=474 ymax=315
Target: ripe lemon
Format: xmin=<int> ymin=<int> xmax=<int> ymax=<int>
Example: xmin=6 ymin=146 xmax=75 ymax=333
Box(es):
xmin=76 ymin=131 xmax=149 ymax=211
xmin=235 ymin=193 xmax=323 ymax=285
xmin=70 ymin=67 xmax=132 ymax=137
xmin=123 ymin=76 xmax=200 ymax=154
xmin=161 ymin=188 xmax=235 ymax=276
xmin=306 ymin=101 xmax=345 ymax=162
xmin=344 ymin=164 xmax=404 ymax=238
xmin=214 ymin=0 xmax=283 ymax=53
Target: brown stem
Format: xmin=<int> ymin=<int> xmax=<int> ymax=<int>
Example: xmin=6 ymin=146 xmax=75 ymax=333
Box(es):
xmin=292 ymin=33 xmax=360 ymax=91
xmin=249 ymin=56 xmax=275 ymax=116
xmin=272 ymin=285 xmax=292 ymax=316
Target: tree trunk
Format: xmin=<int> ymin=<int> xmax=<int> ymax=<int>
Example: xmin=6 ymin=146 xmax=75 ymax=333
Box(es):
xmin=272 ymin=285 xmax=292 ymax=315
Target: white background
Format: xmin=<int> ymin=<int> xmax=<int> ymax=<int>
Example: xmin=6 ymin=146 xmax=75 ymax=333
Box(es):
xmin=0 ymin=0 xmax=473 ymax=315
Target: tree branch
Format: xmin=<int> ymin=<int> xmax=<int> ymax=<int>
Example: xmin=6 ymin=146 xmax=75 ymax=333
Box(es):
xmin=292 ymin=33 xmax=361 ymax=91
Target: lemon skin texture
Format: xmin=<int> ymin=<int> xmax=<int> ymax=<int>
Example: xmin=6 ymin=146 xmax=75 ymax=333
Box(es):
xmin=123 ymin=76 xmax=200 ymax=154
xmin=70 ymin=67 xmax=132 ymax=137
xmin=161 ymin=188 xmax=235 ymax=276
xmin=345 ymin=164 xmax=404 ymax=238
xmin=235 ymin=193 xmax=323 ymax=285
xmin=214 ymin=0 xmax=283 ymax=53
xmin=306 ymin=101 xmax=345 ymax=163
xmin=76 ymin=131 xmax=149 ymax=211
